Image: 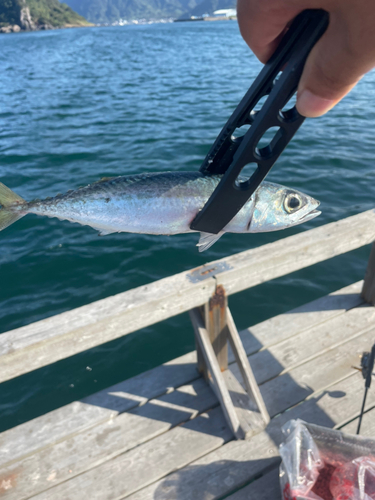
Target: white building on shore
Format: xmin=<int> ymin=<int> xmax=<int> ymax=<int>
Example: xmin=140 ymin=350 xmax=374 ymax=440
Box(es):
xmin=213 ymin=8 xmax=237 ymax=17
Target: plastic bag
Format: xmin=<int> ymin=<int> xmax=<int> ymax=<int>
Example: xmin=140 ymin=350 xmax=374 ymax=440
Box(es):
xmin=279 ymin=420 xmax=375 ymax=500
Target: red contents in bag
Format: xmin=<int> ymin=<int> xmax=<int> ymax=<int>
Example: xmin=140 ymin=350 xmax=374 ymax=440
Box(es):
xmin=279 ymin=421 xmax=375 ymax=500
xmin=282 ymin=482 xmax=297 ymax=500
xmin=311 ymin=462 xmax=336 ymax=500
xmin=330 ymin=457 xmax=375 ymax=500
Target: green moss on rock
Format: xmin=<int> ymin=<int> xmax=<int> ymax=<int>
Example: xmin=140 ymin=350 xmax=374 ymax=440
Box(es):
xmin=0 ymin=0 xmax=91 ymax=30
xmin=26 ymin=0 xmax=90 ymax=27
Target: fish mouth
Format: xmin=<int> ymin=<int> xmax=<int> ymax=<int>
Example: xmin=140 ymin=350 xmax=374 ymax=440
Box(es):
xmin=301 ymin=209 xmax=321 ymax=222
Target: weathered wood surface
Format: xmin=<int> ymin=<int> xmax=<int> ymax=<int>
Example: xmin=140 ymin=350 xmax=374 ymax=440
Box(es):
xmin=190 ymin=303 xmax=269 ymax=440
xmin=0 ymin=283 xmax=369 ymax=500
xmin=233 ymin=280 xmax=364 ymax=361
xmin=223 ymin=369 xmax=265 ymax=438
xmin=225 ymin=466 xmax=281 ymax=500
xmin=260 ymin=325 xmax=375 ymax=417
xmin=226 ymin=308 xmax=269 ymax=426
xmin=81 ymin=351 xmax=198 ymax=411
xmin=224 ymin=404 xmax=375 ymax=500
xmin=30 ymin=407 xmax=233 ymax=500
xmin=204 ymin=285 xmax=228 ymax=371
xmin=1 ymin=209 xmax=373 ymax=382
xmin=342 ymin=405 xmax=375 ymax=436
xmin=24 ymin=308 xmax=375 ymax=500
xmin=233 ymin=302 xmax=375 ymax=387
xmin=0 ymin=351 xmax=197 ymax=468
xmin=0 ymin=379 xmax=218 ymax=500
xmin=190 ymin=307 xmax=242 ymax=438
xmin=127 ymin=374 xmax=374 ymax=500
xmin=362 ymin=241 xmax=375 ymax=304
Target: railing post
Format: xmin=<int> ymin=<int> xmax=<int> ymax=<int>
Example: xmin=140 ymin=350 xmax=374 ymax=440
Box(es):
xmin=204 ymin=285 xmax=228 ymax=372
xmin=362 ymin=242 xmax=375 ymax=305
xmin=189 ymin=284 xmax=269 ymax=440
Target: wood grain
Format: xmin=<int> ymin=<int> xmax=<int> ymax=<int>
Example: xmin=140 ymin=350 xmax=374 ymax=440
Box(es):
xmin=1 ymin=210 xmax=373 ymax=382
xmin=127 ymin=374 xmax=373 ymax=500
xmin=27 ymin=312 xmax=375 ymax=500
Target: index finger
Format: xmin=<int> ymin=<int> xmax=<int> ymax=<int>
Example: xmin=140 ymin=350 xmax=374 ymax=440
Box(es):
xmin=237 ymin=0 xmax=303 ymax=62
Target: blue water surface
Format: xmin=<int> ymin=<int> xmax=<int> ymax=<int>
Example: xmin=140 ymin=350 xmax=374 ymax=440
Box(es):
xmin=0 ymin=21 xmax=374 ymax=430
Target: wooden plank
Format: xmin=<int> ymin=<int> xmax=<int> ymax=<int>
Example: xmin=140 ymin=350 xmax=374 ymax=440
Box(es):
xmin=2 ymin=296 xmax=369 ymax=498
xmin=28 ymin=310 xmax=375 ymax=500
xmin=28 ymin=407 xmax=233 ymax=500
xmin=362 ymin=241 xmax=375 ymax=304
xmin=260 ymin=326 xmax=375 ymax=418
xmin=195 ymin=306 xmax=208 ymax=378
xmin=222 ymin=369 xmax=265 ymax=439
xmin=1 ymin=290 xmax=368 ymax=475
xmin=0 ymin=401 xmax=116 ymax=468
xmin=127 ymin=373 xmax=374 ymax=500
xmin=204 ymin=285 xmax=228 ymax=372
xmin=0 ymin=379 xmax=219 ymax=500
xmin=1 ymin=209 xmax=373 ymax=383
xmin=226 ymin=403 xmax=375 ymax=500
xmin=190 ymin=308 xmax=242 ymax=439
xmin=226 ymin=402 xmax=375 ymax=500
xmin=0 ymin=351 xmax=197 ymax=468
xmin=231 ymin=303 xmax=375 ymax=388
xmin=234 ymin=281 xmax=364 ymax=362
xmin=225 ymin=467 xmax=281 ymax=500
xmin=226 ymin=308 xmax=269 ymax=426
xmin=341 ymin=405 xmax=375 ymax=436
xmin=81 ymin=351 xmax=197 ymax=411
xmin=0 ymin=274 xmax=217 ymax=384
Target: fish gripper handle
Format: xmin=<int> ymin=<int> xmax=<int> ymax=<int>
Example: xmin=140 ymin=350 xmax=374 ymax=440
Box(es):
xmin=190 ymin=9 xmax=329 ymax=234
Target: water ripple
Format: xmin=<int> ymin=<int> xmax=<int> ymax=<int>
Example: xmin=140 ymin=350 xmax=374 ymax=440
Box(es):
xmin=0 ymin=21 xmax=374 ymax=429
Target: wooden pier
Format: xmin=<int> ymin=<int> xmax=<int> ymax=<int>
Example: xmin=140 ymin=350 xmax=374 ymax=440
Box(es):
xmin=2 ymin=209 xmax=375 ymax=499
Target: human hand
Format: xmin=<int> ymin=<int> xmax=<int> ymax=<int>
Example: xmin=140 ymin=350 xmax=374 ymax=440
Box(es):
xmin=237 ymin=0 xmax=375 ymax=117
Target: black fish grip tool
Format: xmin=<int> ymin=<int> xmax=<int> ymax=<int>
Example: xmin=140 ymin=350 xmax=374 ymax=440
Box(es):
xmin=190 ymin=9 xmax=329 ymax=235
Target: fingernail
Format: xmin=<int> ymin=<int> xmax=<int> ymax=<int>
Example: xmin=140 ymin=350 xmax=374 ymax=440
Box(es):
xmin=297 ymin=90 xmax=335 ymax=118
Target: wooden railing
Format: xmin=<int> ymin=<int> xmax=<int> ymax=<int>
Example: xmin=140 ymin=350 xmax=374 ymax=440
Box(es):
xmin=1 ymin=208 xmax=375 ymax=385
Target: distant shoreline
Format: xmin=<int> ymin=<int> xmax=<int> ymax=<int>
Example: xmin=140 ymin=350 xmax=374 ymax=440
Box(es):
xmin=0 ymin=15 xmax=237 ymax=34
xmin=0 ymin=23 xmax=93 ymax=34
xmin=175 ymin=16 xmax=236 ymax=22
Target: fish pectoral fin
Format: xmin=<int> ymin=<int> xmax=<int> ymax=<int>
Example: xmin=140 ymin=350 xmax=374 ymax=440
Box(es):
xmin=197 ymin=231 xmax=224 ymax=252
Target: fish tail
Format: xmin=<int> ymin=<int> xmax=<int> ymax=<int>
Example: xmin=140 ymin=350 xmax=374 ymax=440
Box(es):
xmin=0 ymin=182 xmax=27 ymax=231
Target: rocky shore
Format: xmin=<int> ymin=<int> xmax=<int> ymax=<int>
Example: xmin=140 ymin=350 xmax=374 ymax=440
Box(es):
xmin=0 ymin=0 xmax=91 ymax=34
xmin=0 ymin=22 xmax=90 ymax=33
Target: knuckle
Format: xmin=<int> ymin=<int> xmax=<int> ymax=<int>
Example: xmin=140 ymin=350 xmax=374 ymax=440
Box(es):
xmin=309 ymin=58 xmax=354 ymax=96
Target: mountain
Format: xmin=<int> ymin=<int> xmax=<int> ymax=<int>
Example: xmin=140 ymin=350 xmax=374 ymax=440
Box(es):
xmin=187 ymin=0 xmax=235 ymax=18
xmin=63 ymin=0 xmax=236 ymax=23
xmin=0 ymin=0 xmax=91 ymax=31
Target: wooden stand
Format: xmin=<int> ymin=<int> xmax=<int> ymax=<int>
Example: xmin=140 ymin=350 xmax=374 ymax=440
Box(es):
xmin=189 ymin=285 xmax=270 ymax=440
xmin=362 ymin=241 xmax=375 ymax=304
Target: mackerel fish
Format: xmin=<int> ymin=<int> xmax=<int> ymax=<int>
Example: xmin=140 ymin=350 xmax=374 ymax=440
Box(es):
xmin=0 ymin=171 xmax=320 ymax=251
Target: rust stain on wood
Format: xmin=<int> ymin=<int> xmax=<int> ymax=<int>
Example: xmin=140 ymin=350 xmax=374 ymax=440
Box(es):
xmin=209 ymin=285 xmax=226 ymax=311
xmin=0 ymin=471 xmax=18 ymax=493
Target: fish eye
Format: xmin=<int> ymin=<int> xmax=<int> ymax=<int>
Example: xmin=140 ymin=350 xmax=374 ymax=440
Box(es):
xmin=284 ymin=193 xmax=303 ymax=213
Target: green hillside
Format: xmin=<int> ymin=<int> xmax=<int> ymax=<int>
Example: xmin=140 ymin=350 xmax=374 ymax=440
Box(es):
xmin=0 ymin=0 xmax=91 ymax=29
xmin=63 ymin=0 xmax=235 ymax=23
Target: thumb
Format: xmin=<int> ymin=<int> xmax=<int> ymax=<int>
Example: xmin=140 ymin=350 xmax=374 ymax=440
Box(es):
xmin=296 ymin=10 xmax=374 ymax=118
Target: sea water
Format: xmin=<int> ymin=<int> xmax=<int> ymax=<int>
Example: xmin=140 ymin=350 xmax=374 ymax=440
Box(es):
xmin=0 ymin=21 xmax=374 ymax=430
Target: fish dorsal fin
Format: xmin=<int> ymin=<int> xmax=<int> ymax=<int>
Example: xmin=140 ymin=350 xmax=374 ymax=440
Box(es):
xmin=197 ymin=231 xmax=224 ymax=252
xmin=98 ymin=229 xmax=116 ymax=236
xmin=91 ymin=226 xmax=117 ymax=236
xmin=92 ymin=177 xmax=115 ymax=185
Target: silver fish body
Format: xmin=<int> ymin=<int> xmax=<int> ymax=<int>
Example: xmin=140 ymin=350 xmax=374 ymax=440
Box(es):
xmin=0 ymin=171 xmax=321 ymax=251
